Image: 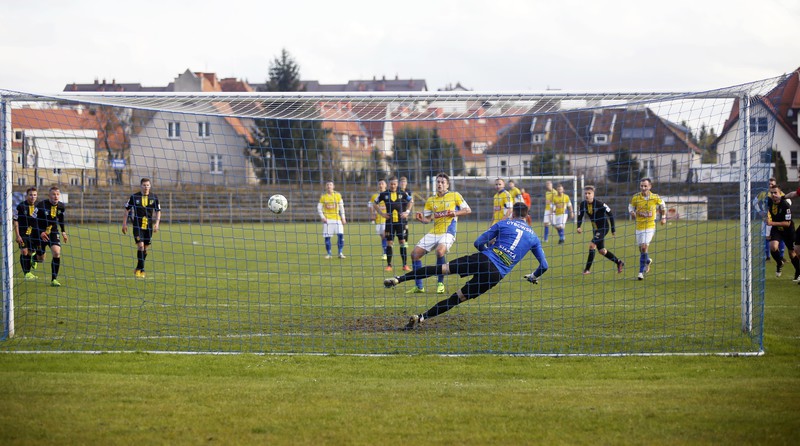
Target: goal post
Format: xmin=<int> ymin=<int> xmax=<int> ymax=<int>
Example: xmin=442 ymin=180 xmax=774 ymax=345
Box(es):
xmin=0 ymin=74 xmax=788 ymax=355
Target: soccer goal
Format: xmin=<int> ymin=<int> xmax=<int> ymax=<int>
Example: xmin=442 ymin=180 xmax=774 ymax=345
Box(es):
xmin=1 ymin=74 xmax=789 ymax=355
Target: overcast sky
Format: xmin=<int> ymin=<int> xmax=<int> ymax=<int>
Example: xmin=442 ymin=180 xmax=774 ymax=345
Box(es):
xmin=2 ymin=0 xmax=798 ymax=94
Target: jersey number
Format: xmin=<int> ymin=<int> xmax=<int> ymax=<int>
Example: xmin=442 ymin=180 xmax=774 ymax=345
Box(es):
xmin=509 ymin=228 xmax=524 ymax=250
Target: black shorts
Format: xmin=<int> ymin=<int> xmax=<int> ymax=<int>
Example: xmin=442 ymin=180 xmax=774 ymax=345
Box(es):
xmin=770 ymin=227 xmax=796 ymax=247
xmin=42 ymin=232 xmax=61 ymax=248
xmin=590 ymin=229 xmax=609 ymax=250
xmin=385 ymin=222 xmax=406 ymax=242
xmin=133 ymin=227 xmax=153 ymax=245
xmin=448 ymin=252 xmax=503 ymax=300
xmin=18 ymin=234 xmax=40 ymax=252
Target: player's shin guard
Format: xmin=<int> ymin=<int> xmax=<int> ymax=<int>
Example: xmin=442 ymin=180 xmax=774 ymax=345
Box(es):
xmin=337 ymin=234 xmax=344 ymax=254
xmin=585 ymin=249 xmax=596 ymax=272
xmin=437 ymin=255 xmax=446 ymax=283
xmin=413 ymin=260 xmax=424 ymax=289
xmin=21 ymin=254 xmax=31 ymax=274
xmin=422 ymin=293 xmax=462 ymax=320
xmin=52 ymin=257 xmax=61 ymax=280
xmin=137 ymin=250 xmax=145 ymax=270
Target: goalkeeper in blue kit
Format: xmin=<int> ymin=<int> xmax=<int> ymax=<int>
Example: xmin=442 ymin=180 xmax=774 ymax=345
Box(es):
xmin=385 ymin=202 xmax=548 ymax=329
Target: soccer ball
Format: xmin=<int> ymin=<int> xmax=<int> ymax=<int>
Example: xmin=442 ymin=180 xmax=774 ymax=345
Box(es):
xmin=268 ymin=194 xmax=288 ymax=214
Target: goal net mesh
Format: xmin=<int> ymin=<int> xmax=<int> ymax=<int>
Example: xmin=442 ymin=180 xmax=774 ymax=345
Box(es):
xmin=0 ymin=74 xmax=788 ymax=354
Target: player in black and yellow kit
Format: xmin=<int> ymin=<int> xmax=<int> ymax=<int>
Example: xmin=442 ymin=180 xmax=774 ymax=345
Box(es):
xmin=766 ymin=185 xmax=799 ymax=280
xmin=36 ymin=186 xmax=68 ymax=287
xmin=373 ymin=176 xmax=412 ymax=272
xmin=13 ymin=187 xmax=40 ymax=280
xmin=399 ymin=176 xmax=414 ymax=269
xmin=122 ymin=178 xmax=161 ymax=278
xmin=576 ymin=186 xmax=624 ymax=275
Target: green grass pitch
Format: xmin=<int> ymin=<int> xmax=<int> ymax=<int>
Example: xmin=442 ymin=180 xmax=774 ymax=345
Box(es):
xmin=3 ymin=219 xmax=762 ymax=355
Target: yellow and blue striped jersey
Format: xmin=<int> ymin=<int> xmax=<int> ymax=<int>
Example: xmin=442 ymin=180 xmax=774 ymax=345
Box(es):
xmin=424 ymin=191 xmax=468 ymax=235
xmin=508 ymin=186 xmax=523 ymax=203
xmin=319 ymin=192 xmax=344 ymax=221
xmin=629 ymin=192 xmax=665 ymax=230
xmin=492 ymin=190 xmax=513 ymax=224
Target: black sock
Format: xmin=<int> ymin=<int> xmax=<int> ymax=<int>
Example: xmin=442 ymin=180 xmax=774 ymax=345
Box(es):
xmin=386 ymin=245 xmax=393 ymax=266
xmin=793 ymin=256 xmax=800 ymax=276
xmin=604 ymin=250 xmax=619 ymax=264
xmin=52 ymin=257 xmax=61 ymax=280
xmin=137 ymin=250 xmax=145 ymax=270
xmin=585 ymin=249 xmax=596 ymax=271
xmin=771 ymin=250 xmax=783 ymax=265
xmin=398 ymin=265 xmax=441 ymax=283
xmin=143 ymin=251 xmax=148 ymax=270
xmin=422 ymin=294 xmax=461 ymax=320
xmin=400 ymin=245 xmax=408 ymax=266
xmin=21 ymin=254 xmax=31 ymax=273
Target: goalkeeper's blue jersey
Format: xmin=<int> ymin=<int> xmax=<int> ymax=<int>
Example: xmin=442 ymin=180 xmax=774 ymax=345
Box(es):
xmin=474 ymin=218 xmax=547 ymax=277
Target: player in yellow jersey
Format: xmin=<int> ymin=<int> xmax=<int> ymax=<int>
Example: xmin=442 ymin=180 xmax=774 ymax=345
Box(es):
xmin=551 ymin=184 xmax=573 ymax=244
xmin=369 ymin=179 xmax=388 ymax=260
xmin=507 ymin=180 xmax=524 ymax=204
xmin=542 ymin=181 xmax=555 ymax=242
xmin=628 ymin=178 xmax=666 ymax=280
xmin=491 ymin=178 xmax=513 ymax=225
xmin=318 ymin=181 xmax=347 ymax=259
xmin=410 ymin=173 xmax=472 ymax=294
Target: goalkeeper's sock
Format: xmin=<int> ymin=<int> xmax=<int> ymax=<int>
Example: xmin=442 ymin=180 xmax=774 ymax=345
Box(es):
xmin=422 ymin=293 xmax=461 ymax=320
xmin=52 ymin=257 xmax=61 ymax=280
xmin=585 ymin=249 xmax=596 ymax=272
xmin=437 ymin=255 xmax=446 ymax=283
xmin=324 ymin=237 xmax=332 ymax=255
xmin=386 ymin=245 xmax=393 ymax=266
xmin=604 ymin=250 xmax=619 ymax=263
xmin=137 ymin=250 xmax=145 ymax=271
xmin=543 ymin=225 xmax=549 ymax=241
xmin=413 ymin=260 xmax=424 ymax=289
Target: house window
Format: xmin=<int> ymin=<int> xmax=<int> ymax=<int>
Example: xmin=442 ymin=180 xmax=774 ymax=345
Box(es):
xmin=87 ymin=177 xmax=97 ymax=186
xmin=53 ymin=168 xmax=61 ymax=175
xmin=198 ymin=122 xmax=211 ymax=138
xmin=523 ymin=160 xmax=532 ymax=176
xmin=621 ymin=127 xmax=655 ymax=139
xmin=500 ymin=160 xmax=507 ymax=177
xmin=341 ymin=134 xmax=349 ymax=148
xmin=168 ymin=122 xmax=181 ymax=139
xmin=16 ymin=154 xmax=21 ymax=165
xmin=210 ymin=154 xmax=223 ymax=174
xmin=791 ymin=151 xmax=797 ymax=167
xmin=13 ymin=130 xmax=23 ymax=142
xmin=471 ymin=142 xmax=488 ymax=154
xmin=69 ymin=178 xmax=80 ymax=186
xmin=643 ymin=160 xmax=656 ymax=179
xmin=532 ymin=133 xmax=546 ymax=144
xmin=38 ymin=177 xmax=45 ymax=186
xmin=17 ymin=177 xmax=26 ymax=186
xmin=592 ymin=134 xmax=609 ymax=144
xmin=664 ymin=135 xmax=675 ymax=146
xmin=749 ymin=117 xmax=768 ymax=133
xmin=671 ymin=160 xmax=678 ymax=179
xmin=729 ymin=151 xmax=737 ymax=165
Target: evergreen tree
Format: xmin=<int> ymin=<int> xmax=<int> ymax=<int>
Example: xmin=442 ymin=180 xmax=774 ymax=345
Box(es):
xmin=607 ymin=147 xmax=642 ymax=182
xmin=530 ymin=146 xmax=569 ymax=176
xmin=390 ymin=126 xmax=463 ymax=182
xmin=249 ymin=49 xmax=331 ymax=184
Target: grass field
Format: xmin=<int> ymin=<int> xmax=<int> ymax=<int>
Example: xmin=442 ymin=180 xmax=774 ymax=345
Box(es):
xmin=4 ymin=220 xmax=763 ymax=355
xmin=2 ymin=219 xmax=797 ymax=444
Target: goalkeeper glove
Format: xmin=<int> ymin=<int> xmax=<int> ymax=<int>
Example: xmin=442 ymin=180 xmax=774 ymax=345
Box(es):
xmin=523 ymin=273 xmax=539 ymax=285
